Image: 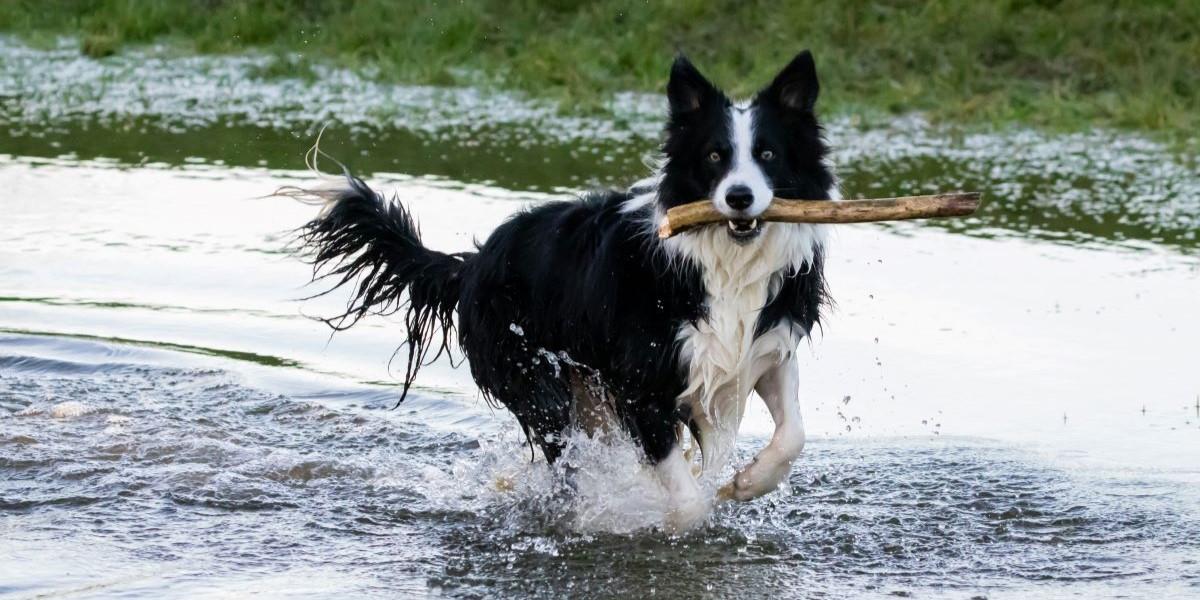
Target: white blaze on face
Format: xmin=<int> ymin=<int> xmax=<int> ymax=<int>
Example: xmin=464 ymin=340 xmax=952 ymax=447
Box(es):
xmin=712 ymin=105 xmax=773 ymax=217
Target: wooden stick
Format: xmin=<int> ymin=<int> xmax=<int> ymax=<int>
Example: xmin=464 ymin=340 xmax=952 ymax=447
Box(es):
xmin=657 ymin=192 xmax=981 ymax=239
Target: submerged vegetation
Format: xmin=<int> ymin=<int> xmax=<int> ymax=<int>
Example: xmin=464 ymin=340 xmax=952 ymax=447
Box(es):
xmin=2 ymin=0 xmax=1198 ymax=134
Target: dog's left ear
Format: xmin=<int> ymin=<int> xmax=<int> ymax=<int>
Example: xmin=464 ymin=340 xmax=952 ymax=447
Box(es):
xmin=760 ymin=50 xmax=820 ymax=113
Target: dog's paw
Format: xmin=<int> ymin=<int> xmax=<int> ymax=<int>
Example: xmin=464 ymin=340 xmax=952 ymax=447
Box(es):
xmin=718 ymin=453 xmax=794 ymax=502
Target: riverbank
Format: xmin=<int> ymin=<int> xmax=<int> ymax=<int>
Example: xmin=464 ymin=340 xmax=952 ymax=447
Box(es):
xmin=4 ymin=1 xmax=1198 ymax=136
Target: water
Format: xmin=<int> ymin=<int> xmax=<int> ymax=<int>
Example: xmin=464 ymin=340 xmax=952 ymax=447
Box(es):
xmin=2 ymin=38 xmax=1199 ymax=598
xmin=4 ymin=339 xmax=1197 ymax=598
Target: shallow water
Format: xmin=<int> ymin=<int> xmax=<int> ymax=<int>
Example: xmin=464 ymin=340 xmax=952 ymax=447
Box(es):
xmin=4 ymin=336 xmax=1198 ymax=599
xmin=2 ymin=38 xmax=1199 ymax=598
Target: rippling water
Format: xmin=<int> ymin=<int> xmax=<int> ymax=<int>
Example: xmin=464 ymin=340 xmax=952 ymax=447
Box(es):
xmin=2 ymin=37 xmax=1199 ymax=598
xmin=5 ymin=335 xmax=1197 ymax=599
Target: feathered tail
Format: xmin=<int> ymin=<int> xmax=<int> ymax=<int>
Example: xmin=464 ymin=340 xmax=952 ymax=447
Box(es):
xmin=288 ymin=173 xmax=474 ymax=404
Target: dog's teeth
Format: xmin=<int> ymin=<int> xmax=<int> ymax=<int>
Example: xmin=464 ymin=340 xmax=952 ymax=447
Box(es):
xmin=727 ymin=220 xmax=737 ymax=231
xmin=749 ymin=219 xmax=758 ymax=228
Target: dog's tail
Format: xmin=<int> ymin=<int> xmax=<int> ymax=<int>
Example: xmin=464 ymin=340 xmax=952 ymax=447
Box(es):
xmin=287 ymin=173 xmax=474 ymax=404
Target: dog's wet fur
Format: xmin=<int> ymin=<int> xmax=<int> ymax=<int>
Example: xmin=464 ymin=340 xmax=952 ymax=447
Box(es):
xmin=297 ymin=51 xmax=836 ymax=530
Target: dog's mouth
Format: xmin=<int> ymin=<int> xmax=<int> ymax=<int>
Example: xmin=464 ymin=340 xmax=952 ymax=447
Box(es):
xmin=726 ymin=218 xmax=762 ymax=241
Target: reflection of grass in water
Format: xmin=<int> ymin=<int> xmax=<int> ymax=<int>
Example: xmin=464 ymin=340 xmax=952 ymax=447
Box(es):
xmin=2 ymin=115 xmax=1196 ymax=251
xmin=0 ymin=118 xmax=646 ymax=192
xmin=0 ymin=327 xmax=301 ymax=368
xmin=2 ymin=1 xmax=1198 ymax=135
xmin=0 ymin=296 xmax=290 ymax=320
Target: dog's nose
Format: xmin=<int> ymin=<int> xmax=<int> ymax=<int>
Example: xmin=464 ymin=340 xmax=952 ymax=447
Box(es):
xmin=725 ymin=185 xmax=754 ymax=211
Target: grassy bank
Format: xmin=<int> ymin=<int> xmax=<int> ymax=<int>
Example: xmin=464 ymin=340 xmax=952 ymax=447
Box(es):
xmin=3 ymin=1 xmax=1198 ymax=134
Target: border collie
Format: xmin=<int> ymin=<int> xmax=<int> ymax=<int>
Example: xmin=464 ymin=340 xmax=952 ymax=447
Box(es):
xmin=296 ymin=51 xmax=835 ymax=531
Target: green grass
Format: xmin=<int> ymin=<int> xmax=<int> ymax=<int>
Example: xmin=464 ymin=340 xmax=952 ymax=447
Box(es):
xmin=3 ymin=0 xmax=1198 ymax=134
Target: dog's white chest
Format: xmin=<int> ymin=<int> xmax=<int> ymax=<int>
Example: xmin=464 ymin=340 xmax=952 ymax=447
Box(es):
xmin=672 ymin=223 xmax=820 ymax=415
xmin=667 ymin=222 xmax=822 ymax=468
xmin=676 ymin=272 xmax=781 ymax=407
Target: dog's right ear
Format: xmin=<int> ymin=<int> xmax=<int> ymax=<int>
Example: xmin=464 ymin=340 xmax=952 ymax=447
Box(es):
xmin=667 ymin=55 xmax=720 ymax=115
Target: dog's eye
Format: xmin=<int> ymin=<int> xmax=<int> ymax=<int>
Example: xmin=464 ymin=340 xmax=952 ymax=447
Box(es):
xmin=708 ymin=151 xmax=721 ymax=163
xmin=760 ymin=150 xmax=775 ymax=161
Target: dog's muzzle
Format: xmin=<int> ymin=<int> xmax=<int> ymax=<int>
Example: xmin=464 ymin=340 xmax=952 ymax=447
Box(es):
xmin=726 ymin=218 xmax=763 ymax=242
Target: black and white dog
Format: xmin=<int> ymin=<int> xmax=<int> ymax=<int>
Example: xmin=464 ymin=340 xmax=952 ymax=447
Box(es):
xmin=298 ymin=51 xmax=835 ymax=530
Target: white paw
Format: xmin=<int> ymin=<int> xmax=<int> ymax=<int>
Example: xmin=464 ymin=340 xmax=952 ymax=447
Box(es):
xmin=718 ymin=454 xmax=794 ymax=502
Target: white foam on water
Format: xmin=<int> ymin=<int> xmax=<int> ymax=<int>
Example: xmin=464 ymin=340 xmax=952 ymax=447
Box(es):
xmin=472 ymin=429 xmax=739 ymax=535
xmin=49 ymin=400 xmax=91 ymax=418
xmin=0 ymin=36 xmax=660 ymax=144
xmin=556 ymin=432 xmax=675 ymax=534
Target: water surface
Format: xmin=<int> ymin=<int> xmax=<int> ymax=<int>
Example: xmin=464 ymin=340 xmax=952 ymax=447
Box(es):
xmin=2 ymin=38 xmax=1199 ymax=599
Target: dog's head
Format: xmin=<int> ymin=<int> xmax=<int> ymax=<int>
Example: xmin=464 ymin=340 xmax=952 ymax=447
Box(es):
xmin=658 ymin=51 xmax=834 ymax=242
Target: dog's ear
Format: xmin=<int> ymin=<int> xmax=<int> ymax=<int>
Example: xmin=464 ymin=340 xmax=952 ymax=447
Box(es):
xmin=667 ymin=55 xmax=720 ymax=114
xmin=760 ymin=50 xmax=820 ymax=113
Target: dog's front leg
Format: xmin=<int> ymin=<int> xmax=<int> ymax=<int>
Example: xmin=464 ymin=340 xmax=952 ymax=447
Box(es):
xmin=718 ymin=354 xmax=805 ymax=501
xmin=656 ymin=444 xmax=710 ymax=532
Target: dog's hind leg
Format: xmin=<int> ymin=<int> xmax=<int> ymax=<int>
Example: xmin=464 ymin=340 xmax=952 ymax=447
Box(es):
xmin=478 ymin=353 xmax=575 ymax=463
xmin=718 ymin=354 xmax=805 ymax=502
xmin=505 ymin=375 xmax=574 ymax=464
